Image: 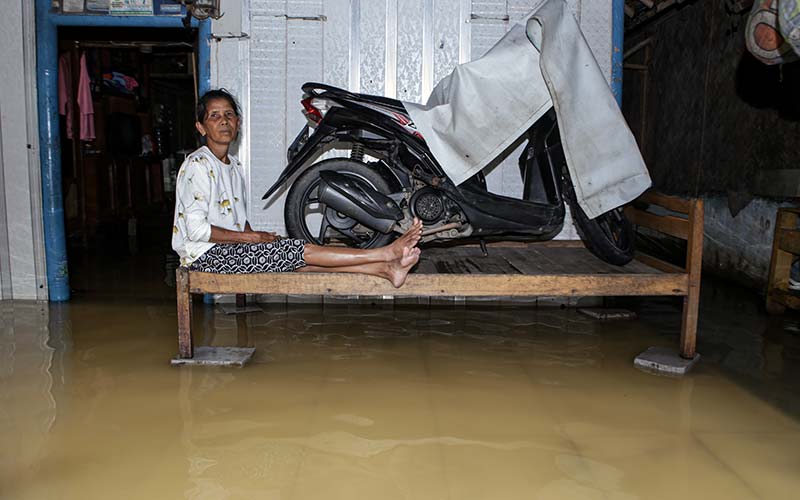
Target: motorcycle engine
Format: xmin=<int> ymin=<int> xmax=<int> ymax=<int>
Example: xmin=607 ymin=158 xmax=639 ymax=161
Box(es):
xmin=410 ymin=187 xmax=449 ymax=224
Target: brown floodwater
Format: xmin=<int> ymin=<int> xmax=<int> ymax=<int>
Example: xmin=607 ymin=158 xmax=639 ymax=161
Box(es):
xmin=2 ymin=275 xmax=800 ymax=499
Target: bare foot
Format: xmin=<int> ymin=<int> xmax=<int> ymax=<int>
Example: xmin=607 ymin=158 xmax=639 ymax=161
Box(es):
xmin=384 ymin=218 xmax=423 ymax=261
xmin=387 ymin=246 xmax=421 ymax=288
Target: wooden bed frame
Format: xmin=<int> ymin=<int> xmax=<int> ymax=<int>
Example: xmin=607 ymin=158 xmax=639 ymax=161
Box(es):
xmin=175 ymin=191 xmax=704 ymax=363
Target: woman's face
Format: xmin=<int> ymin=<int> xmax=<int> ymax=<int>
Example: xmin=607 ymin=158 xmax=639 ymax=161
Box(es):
xmin=195 ymin=98 xmax=240 ymax=150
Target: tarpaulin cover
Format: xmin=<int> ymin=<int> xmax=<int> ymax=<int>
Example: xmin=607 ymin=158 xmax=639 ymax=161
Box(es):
xmin=404 ymin=0 xmax=651 ymax=219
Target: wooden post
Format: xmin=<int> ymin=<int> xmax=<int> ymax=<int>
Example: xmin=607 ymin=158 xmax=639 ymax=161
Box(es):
xmin=766 ymin=209 xmax=798 ymax=314
xmin=236 ymin=293 xmax=246 ymax=308
xmin=679 ymin=198 xmax=704 ymax=359
xmin=177 ymin=267 xmax=193 ymax=358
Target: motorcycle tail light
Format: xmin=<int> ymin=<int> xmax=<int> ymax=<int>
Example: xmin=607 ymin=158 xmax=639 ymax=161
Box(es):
xmin=301 ymin=97 xmax=330 ymax=124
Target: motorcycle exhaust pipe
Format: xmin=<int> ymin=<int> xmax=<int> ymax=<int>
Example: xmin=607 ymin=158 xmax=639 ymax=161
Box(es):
xmin=317 ymin=171 xmax=403 ymax=234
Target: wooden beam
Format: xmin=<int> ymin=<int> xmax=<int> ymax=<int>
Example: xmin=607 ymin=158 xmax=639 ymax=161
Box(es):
xmin=679 ymin=198 xmax=703 ymax=359
xmin=635 ymin=252 xmax=686 ymax=274
xmin=188 ymin=271 xmax=689 ymax=297
xmin=625 ymin=206 xmax=689 ymax=240
xmin=637 ymin=191 xmax=692 ymax=214
xmin=176 ymin=267 xmax=193 ymax=359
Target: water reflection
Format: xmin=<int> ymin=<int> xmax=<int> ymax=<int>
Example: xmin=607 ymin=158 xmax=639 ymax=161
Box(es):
xmin=1 ymin=285 xmax=799 ymax=499
xmin=0 ymin=302 xmax=63 ymax=499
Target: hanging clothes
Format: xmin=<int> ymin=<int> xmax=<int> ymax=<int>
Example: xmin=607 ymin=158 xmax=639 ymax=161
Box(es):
xmin=77 ymin=53 xmax=96 ymax=141
xmin=58 ymin=53 xmax=74 ymax=139
xmin=102 ymin=71 xmax=140 ymax=94
xmin=746 ymin=0 xmax=799 ymax=65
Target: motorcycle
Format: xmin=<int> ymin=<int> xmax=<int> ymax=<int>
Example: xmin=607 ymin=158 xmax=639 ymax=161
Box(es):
xmin=262 ymin=83 xmax=635 ymax=265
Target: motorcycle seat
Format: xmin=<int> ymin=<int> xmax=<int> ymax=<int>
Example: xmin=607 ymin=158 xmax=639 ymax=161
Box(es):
xmin=302 ymin=82 xmax=406 ymax=113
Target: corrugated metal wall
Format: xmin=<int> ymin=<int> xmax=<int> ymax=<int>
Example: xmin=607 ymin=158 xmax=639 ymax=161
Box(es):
xmin=213 ymin=0 xmax=613 ymax=237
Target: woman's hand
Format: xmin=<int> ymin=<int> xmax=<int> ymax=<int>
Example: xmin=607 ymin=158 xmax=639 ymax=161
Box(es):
xmin=210 ymin=225 xmax=281 ymax=244
xmin=243 ymin=222 xmax=279 ymax=243
xmin=245 ymin=230 xmax=280 ymax=244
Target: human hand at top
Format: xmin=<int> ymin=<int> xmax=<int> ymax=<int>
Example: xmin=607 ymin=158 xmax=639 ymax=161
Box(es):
xmin=250 ymin=231 xmax=280 ymax=244
xmin=243 ymin=224 xmax=280 ymax=244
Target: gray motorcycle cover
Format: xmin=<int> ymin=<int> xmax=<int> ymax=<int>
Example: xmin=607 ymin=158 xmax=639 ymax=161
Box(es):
xmin=404 ymin=0 xmax=651 ymax=219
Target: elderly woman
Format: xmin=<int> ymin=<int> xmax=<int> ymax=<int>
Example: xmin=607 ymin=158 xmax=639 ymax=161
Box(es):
xmin=172 ymin=89 xmax=422 ymax=287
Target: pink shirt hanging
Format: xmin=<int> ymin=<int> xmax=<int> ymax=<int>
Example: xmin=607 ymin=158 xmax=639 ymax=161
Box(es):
xmin=77 ymin=53 xmax=95 ymax=142
xmin=58 ymin=53 xmax=74 ymax=139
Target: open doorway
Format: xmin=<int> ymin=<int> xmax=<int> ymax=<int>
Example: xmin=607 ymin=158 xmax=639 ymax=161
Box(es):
xmin=57 ymin=27 xmax=198 ymax=298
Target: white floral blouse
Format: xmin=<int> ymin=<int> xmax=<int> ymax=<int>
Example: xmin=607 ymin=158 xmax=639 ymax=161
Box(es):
xmin=171 ymin=146 xmax=248 ymax=266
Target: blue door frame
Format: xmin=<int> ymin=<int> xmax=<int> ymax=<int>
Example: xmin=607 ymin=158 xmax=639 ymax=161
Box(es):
xmin=35 ymin=0 xmax=211 ymax=301
xmin=611 ymin=0 xmax=625 ymax=106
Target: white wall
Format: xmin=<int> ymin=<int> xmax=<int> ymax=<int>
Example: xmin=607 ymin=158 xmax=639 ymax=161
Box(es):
xmin=212 ymin=0 xmax=613 ymax=240
xmin=0 ymin=0 xmax=47 ymax=300
xmin=703 ymin=196 xmax=790 ymax=291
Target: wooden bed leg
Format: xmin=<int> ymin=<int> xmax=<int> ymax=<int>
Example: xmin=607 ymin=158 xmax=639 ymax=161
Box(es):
xmin=680 ymin=199 xmax=704 ymax=359
xmin=177 ymin=267 xmax=193 ymax=359
xmin=236 ymin=293 xmax=246 ymax=308
xmin=680 ymin=296 xmax=698 ymax=359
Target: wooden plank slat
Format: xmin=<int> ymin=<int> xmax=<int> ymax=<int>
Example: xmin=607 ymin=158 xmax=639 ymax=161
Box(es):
xmin=432 ymin=259 xmax=467 ymax=274
xmin=560 ymin=247 xmax=637 ymax=275
xmin=421 ymin=247 xmax=526 ymax=275
xmin=637 ymin=191 xmax=692 ymax=214
xmin=458 ymin=255 xmax=520 ymax=275
xmin=432 ymin=248 xmax=476 ymax=274
xmin=434 ymin=246 xmax=661 ymax=276
xmin=499 ymin=247 xmax=550 ymax=275
xmin=544 ymin=247 xmax=604 ymax=274
xmin=523 ymin=245 xmax=563 ymax=270
xmin=527 ymin=247 xmax=569 ymax=273
xmin=411 ymin=256 xmax=439 ymax=274
xmin=618 ymin=258 xmax=665 ymax=274
xmin=635 ymin=253 xmax=686 ymax=274
xmin=523 ymin=246 xmax=656 ymax=275
xmin=188 ymin=271 xmax=689 ymax=297
xmin=625 ymin=206 xmax=689 ymax=240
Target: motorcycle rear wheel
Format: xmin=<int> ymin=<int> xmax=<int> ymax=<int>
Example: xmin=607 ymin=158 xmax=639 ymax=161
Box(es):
xmin=567 ymin=186 xmax=635 ymax=266
xmin=285 ymin=159 xmax=396 ymax=249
